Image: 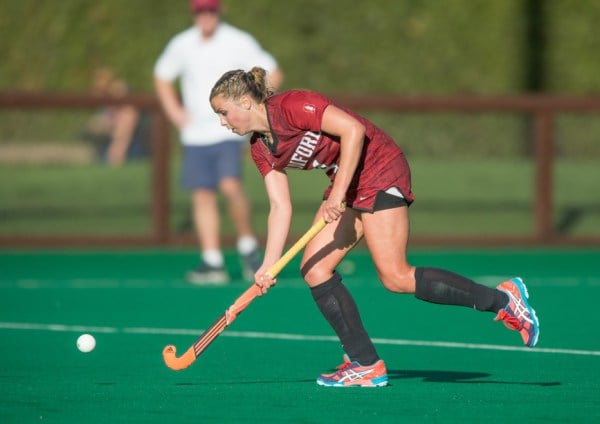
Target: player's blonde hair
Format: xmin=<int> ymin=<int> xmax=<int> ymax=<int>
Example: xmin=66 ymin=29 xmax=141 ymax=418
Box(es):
xmin=210 ymin=67 xmax=273 ymax=103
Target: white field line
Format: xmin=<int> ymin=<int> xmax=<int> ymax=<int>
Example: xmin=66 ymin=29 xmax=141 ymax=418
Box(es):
xmin=1 ymin=321 xmax=599 ymax=357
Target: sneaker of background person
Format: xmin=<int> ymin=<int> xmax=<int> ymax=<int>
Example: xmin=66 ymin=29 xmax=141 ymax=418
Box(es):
xmin=316 ymin=358 xmax=388 ymax=387
xmin=186 ymin=261 xmax=229 ymax=285
xmin=495 ymin=277 xmax=540 ymax=347
xmin=241 ymin=248 xmax=262 ymax=281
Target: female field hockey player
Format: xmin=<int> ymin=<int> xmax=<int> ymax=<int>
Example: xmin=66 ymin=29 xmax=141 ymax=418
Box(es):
xmin=209 ymin=67 xmax=540 ymax=388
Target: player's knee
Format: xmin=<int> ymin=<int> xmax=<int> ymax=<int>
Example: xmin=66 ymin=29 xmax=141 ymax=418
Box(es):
xmin=379 ymin=269 xmax=415 ymax=294
xmin=300 ymin=263 xmax=334 ymax=287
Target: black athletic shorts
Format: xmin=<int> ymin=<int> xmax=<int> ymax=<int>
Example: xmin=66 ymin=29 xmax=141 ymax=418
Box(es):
xmin=372 ymin=190 xmax=409 ymax=212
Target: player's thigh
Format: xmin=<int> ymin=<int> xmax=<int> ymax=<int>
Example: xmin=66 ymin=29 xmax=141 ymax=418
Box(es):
xmin=361 ymin=206 xmax=412 ymax=278
xmin=300 ymin=205 xmax=363 ymax=286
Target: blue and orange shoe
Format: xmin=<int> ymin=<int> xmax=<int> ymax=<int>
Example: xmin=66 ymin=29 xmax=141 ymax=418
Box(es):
xmin=495 ymin=277 xmax=540 ymax=347
xmin=316 ymin=356 xmax=388 ymax=387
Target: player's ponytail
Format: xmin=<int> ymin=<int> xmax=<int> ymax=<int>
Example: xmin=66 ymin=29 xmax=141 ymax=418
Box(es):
xmin=210 ymin=67 xmax=273 ymax=103
xmin=246 ymin=67 xmax=273 ymax=102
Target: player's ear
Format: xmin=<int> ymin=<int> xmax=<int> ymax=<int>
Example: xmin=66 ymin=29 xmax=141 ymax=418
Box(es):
xmin=240 ymin=95 xmax=252 ymax=110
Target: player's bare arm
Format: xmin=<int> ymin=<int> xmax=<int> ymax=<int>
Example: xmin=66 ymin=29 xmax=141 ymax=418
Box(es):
xmin=255 ymin=169 xmax=293 ymax=294
xmin=320 ymin=105 xmax=365 ymax=221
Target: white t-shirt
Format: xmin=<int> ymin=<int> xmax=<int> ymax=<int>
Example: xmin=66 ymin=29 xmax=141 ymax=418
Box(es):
xmin=154 ymin=23 xmax=278 ymax=146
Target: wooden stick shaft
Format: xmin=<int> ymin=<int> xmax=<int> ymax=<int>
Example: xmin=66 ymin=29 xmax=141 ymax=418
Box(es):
xmin=163 ymin=218 xmax=327 ymax=370
xmin=266 ymin=218 xmax=327 ymax=278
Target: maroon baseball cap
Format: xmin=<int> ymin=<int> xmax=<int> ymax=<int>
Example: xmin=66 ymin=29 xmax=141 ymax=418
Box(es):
xmin=190 ymin=0 xmax=221 ymax=13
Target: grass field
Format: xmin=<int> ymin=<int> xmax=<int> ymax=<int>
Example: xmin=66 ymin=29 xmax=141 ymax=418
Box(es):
xmin=1 ymin=157 xmax=599 ymax=238
xmin=1 ymin=248 xmax=599 ymax=423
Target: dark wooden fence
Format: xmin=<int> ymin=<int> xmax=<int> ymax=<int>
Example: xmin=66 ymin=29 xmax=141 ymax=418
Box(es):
xmin=1 ymin=91 xmax=599 ymax=247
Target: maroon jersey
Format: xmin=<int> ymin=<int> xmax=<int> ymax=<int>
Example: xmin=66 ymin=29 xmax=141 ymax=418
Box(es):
xmin=250 ymin=90 xmax=414 ymax=211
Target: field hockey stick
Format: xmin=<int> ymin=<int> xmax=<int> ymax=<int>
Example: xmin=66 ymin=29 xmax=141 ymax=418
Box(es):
xmin=162 ymin=217 xmax=327 ymax=371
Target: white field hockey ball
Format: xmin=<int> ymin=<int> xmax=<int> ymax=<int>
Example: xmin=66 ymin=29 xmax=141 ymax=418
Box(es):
xmin=77 ymin=334 xmax=96 ymax=353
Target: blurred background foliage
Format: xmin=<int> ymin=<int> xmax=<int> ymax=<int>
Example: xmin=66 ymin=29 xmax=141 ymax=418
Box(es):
xmin=0 ymin=0 xmax=599 ymax=239
xmin=1 ymin=0 xmax=600 ymax=94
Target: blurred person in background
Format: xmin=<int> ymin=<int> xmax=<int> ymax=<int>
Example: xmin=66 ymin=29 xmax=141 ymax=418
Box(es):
xmin=154 ymin=0 xmax=283 ymax=285
xmin=80 ymin=67 xmax=150 ymax=166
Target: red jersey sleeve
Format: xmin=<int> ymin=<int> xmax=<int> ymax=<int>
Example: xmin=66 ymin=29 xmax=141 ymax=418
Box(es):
xmin=250 ymin=136 xmax=274 ymax=177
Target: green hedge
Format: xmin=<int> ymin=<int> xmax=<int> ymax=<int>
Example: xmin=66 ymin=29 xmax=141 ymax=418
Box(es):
xmin=2 ymin=0 xmax=600 ymax=94
xmin=1 ymin=1 xmax=599 ymax=159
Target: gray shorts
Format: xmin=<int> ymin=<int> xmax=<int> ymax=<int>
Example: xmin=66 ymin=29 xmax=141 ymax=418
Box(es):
xmin=180 ymin=141 xmax=245 ymax=190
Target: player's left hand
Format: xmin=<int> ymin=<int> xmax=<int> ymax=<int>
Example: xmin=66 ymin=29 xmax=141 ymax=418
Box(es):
xmin=254 ymin=268 xmax=277 ymax=295
xmin=322 ymin=199 xmax=346 ymax=223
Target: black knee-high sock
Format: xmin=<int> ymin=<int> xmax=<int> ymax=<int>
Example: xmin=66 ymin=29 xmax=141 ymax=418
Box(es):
xmin=311 ymin=272 xmax=379 ymax=365
xmin=415 ymin=267 xmax=509 ymax=312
